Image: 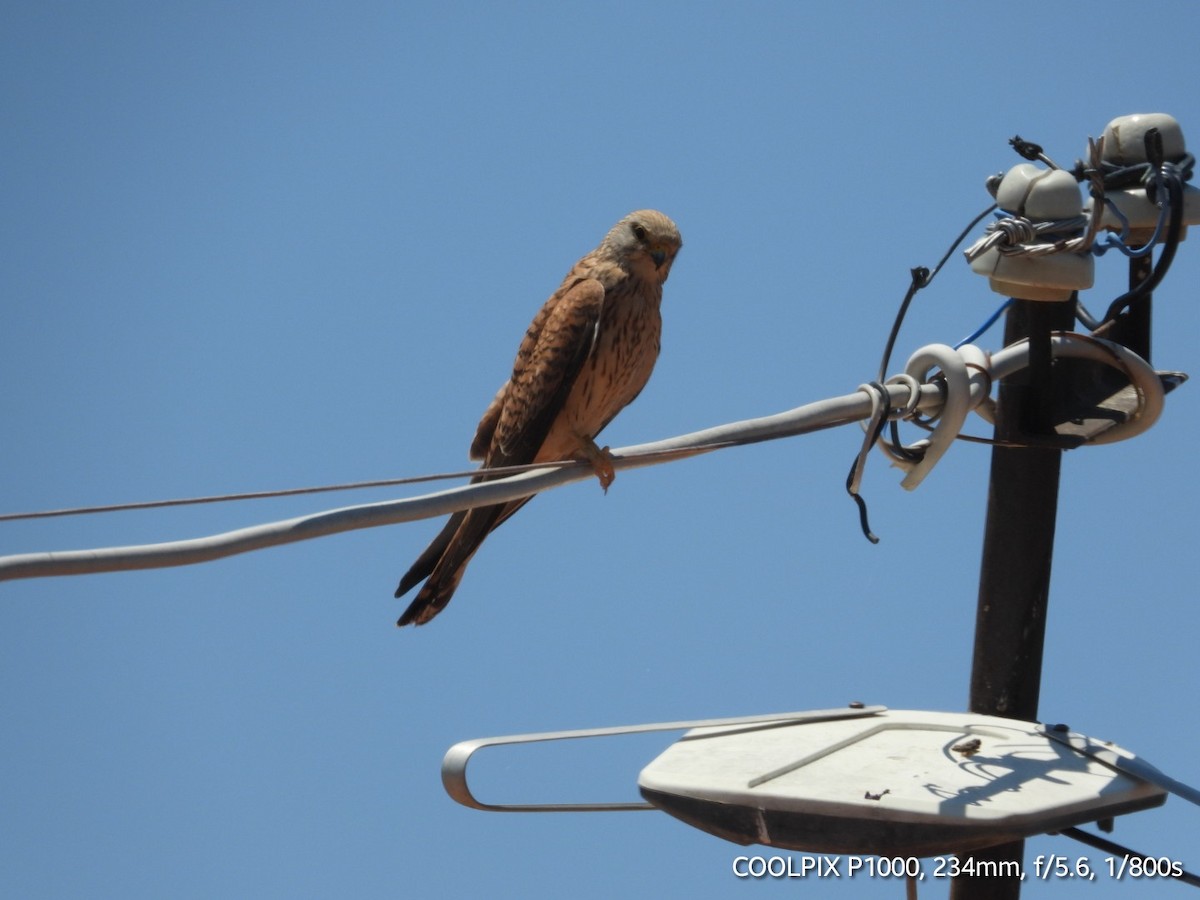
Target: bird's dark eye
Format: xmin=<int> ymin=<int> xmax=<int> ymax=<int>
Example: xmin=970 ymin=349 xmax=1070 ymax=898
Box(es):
xmin=631 ymin=222 xmax=648 ymax=242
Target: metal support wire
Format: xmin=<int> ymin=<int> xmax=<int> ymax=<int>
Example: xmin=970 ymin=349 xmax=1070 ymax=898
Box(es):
xmin=1060 ymin=828 xmax=1200 ymax=889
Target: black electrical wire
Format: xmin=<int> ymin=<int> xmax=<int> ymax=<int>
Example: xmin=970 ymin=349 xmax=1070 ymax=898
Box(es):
xmin=1092 ymin=151 xmax=1195 ymax=191
xmin=1098 ymin=166 xmax=1185 ymax=326
xmin=1073 ymin=292 xmax=1102 ymax=331
xmin=845 ymin=381 xmax=890 ymax=545
xmin=1088 ymin=127 xmax=1190 ymax=330
xmin=851 ymin=203 xmax=996 ymax=541
xmin=875 ymin=203 xmax=998 ymax=383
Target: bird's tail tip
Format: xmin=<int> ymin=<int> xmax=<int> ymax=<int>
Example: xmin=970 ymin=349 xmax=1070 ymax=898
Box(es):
xmin=395 ymin=602 xmax=436 ymax=628
xmin=394 ymin=569 xmax=424 ymax=599
xmin=395 ymin=582 xmax=455 ymax=628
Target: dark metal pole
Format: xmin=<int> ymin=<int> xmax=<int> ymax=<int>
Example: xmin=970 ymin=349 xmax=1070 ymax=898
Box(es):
xmin=952 ymin=252 xmax=1158 ymax=900
xmin=949 ymin=296 xmax=1076 ymax=900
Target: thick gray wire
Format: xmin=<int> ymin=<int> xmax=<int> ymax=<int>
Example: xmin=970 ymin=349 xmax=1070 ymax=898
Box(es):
xmin=0 ymin=384 xmax=945 ymax=583
xmin=0 ymin=333 xmax=1161 ymax=583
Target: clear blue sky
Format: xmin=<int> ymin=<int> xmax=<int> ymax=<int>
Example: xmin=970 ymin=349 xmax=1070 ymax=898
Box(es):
xmin=3 ymin=3 xmax=1197 ymax=898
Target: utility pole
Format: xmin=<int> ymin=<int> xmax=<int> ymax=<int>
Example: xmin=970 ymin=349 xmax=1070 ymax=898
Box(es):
xmin=952 ymin=246 xmax=1156 ymax=900
xmin=949 ymin=296 xmax=1076 ymax=900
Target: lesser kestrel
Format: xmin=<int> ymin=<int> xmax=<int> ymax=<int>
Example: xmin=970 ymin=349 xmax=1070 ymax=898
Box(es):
xmin=395 ymin=209 xmax=682 ymax=626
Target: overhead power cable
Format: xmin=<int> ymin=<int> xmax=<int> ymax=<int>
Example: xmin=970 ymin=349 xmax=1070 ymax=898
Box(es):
xmin=0 ymin=334 xmax=1164 ymax=584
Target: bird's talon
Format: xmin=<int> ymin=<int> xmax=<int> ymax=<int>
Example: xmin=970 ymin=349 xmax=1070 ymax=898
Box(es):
xmin=581 ymin=442 xmax=616 ymax=492
xmin=595 ymin=448 xmax=615 ymax=493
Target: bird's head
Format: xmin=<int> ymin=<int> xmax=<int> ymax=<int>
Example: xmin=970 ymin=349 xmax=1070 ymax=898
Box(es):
xmin=605 ymin=209 xmax=682 ymax=284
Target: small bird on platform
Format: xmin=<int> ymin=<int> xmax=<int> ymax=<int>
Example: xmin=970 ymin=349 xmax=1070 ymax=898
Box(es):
xmin=395 ymin=209 xmax=682 ymax=626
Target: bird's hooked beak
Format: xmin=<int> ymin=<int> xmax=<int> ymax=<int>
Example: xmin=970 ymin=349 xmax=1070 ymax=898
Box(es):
xmin=649 ymin=247 xmax=667 ymax=269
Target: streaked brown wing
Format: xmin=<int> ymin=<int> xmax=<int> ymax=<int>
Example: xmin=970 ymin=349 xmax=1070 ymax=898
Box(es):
xmin=394 ymin=278 xmax=604 ymax=609
xmin=485 ymin=277 xmax=605 ymax=467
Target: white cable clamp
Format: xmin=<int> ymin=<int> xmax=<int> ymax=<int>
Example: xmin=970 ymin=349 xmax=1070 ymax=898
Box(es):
xmin=881 ymin=344 xmax=974 ymax=491
xmin=880 ymin=334 xmax=1166 ymax=494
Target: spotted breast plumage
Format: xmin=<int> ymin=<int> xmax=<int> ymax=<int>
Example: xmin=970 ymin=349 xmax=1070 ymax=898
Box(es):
xmin=395 ymin=210 xmax=682 ymax=626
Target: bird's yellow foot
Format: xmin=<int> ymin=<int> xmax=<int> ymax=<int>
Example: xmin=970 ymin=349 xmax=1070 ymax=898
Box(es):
xmin=581 ymin=440 xmax=616 ymax=493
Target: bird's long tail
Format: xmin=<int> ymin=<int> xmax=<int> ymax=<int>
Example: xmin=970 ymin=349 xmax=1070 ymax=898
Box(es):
xmin=395 ymin=510 xmax=465 ymax=600
xmin=395 ymin=497 xmax=532 ymax=626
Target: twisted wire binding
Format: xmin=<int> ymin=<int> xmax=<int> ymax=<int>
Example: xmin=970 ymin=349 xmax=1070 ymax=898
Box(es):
xmin=962 ymin=134 xmax=1110 ymax=263
xmin=962 ymin=213 xmax=1093 ymax=262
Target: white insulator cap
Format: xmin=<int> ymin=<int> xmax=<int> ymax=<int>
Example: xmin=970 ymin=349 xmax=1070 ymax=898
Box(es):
xmin=995 ymin=163 xmax=1083 ymax=219
xmin=1088 ymin=113 xmax=1197 ymax=244
xmin=1100 ymin=113 xmax=1186 ymax=165
xmin=969 ymin=164 xmax=1092 ymax=300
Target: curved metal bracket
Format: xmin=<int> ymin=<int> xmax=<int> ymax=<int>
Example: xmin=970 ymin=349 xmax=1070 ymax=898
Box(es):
xmin=442 ymin=705 xmax=887 ymax=813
